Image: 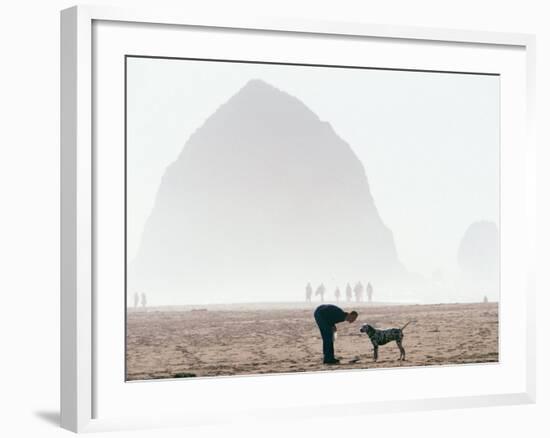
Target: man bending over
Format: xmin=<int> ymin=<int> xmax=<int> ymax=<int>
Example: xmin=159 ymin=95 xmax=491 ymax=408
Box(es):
xmin=313 ymin=304 xmax=358 ymax=364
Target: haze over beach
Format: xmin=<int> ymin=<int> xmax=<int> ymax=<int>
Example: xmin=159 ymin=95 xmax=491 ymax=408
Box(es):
xmin=125 ymin=58 xmax=500 ymax=380
xmin=126 ymin=58 xmax=499 ymax=306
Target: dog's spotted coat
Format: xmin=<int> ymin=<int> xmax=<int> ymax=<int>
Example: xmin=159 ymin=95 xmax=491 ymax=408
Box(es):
xmin=360 ymin=321 xmax=413 ymax=361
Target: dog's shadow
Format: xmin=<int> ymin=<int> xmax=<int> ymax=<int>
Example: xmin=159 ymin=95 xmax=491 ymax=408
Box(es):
xmin=350 ymin=355 xmax=409 ymax=366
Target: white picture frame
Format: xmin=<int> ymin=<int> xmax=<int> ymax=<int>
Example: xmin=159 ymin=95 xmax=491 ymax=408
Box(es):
xmin=60 ymin=5 xmax=536 ymax=433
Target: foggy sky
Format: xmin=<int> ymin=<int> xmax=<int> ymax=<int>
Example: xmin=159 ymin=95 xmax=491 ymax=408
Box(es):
xmin=126 ymin=57 xmax=499 ymax=304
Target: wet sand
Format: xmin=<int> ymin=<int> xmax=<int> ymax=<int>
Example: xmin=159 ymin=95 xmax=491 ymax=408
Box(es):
xmin=126 ymin=302 xmax=498 ymax=380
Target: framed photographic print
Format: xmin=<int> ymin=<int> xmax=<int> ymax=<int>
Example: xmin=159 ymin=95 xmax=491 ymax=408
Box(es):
xmin=60 ymin=5 xmax=536 ymax=433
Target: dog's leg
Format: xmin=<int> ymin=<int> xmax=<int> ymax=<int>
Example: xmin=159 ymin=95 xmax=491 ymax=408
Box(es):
xmin=373 ymin=344 xmax=378 ymax=362
xmin=396 ymin=340 xmax=405 ymax=360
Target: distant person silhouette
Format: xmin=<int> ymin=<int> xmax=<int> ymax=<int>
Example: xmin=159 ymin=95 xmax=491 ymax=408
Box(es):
xmin=334 ymin=287 xmax=341 ymax=302
xmin=315 ymin=283 xmax=326 ymax=302
xmin=354 ymin=281 xmax=364 ymax=302
xmin=305 ymin=282 xmax=313 ymax=302
xmin=133 ymin=292 xmax=139 ymax=309
xmin=367 ymin=282 xmax=373 ymax=303
xmin=483 ymin=295 xmax=489 ymax=304
xmin=345 ymin=283 xmax=352 ymax=302
xmin=141 ymin=292 xmax=147 ymax=309
xmin=313 ymin=304 xmax=358 ymax=364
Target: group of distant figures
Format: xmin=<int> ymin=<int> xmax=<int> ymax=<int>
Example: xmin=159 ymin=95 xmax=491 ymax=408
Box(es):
xmin=305 ymin=281 xmax=373 ymax=303
xmin=132 ymin=292 xmax=148 ymax=309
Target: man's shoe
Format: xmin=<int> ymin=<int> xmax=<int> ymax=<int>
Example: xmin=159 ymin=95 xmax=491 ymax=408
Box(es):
xmin=323 ymin=358 xmax=340 ymax=365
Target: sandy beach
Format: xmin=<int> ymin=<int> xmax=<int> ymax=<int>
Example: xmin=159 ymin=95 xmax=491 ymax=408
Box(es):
xmin=126 ymin=302 xmax=498 ymax=381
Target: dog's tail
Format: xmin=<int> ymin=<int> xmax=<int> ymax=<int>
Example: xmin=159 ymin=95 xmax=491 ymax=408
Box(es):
xmin=401 ymin=320 xmax=415 ymax=331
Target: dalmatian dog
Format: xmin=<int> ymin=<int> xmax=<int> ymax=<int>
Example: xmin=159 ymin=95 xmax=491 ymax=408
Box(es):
xmin=360 ymin=321 xmax=413 ymax=361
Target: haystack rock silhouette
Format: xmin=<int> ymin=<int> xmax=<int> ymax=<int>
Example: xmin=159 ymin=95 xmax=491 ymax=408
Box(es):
xmin=130 ymin=79 xmax=405 ymax=304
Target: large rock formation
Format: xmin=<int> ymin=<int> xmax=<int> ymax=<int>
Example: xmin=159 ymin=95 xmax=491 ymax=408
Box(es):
xmin=129 ymin=79 xmax=404 ymax=304
xmin=457 ymin=220 xmax=499 ymax=299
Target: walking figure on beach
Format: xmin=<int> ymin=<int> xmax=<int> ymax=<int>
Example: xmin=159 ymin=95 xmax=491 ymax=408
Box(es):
xmin=305 ymin=282 xmax=313 ymax=302
xmin=354 ymin=282 xmax=364 ymax=302
xmin=133 ymin=292 xmax=139 ymax=308
xmin=315 ymin=283 xmax=326 ymax=302
xmin=141 ymin=292 xmax=147 ymax=309
xmin=334 ymin=287 xmax=341 ymax=303
xmin=366 ymin=282 xmax=373 ymax=303
xmin=345 ymin=283 xmax=352 ymax=302
xmin=313 ymin=304 xmax=358 ymax=364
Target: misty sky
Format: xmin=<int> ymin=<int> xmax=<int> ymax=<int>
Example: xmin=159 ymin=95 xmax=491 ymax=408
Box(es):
xmin=126 ymin=57 xmax=499 ymax=280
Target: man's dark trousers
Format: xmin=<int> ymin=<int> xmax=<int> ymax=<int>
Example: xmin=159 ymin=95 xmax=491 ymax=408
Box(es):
xmin=314 ymin=308 xmax=335 ymax=362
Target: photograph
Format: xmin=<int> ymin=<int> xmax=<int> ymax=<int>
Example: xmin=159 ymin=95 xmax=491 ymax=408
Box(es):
xmin=125 ymin=56 xmax=500 ymax=381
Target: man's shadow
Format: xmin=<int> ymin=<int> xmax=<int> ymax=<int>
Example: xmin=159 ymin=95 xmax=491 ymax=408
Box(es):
xmin=34 ymin=410 xmax=60 ymax=427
